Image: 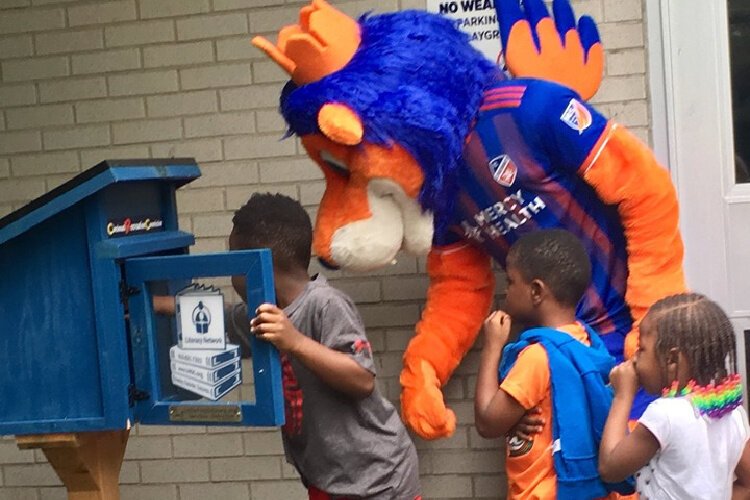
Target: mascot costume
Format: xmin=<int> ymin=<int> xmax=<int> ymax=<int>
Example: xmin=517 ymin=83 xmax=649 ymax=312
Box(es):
xmin=252 ymin=0 xmax=687 ymax=440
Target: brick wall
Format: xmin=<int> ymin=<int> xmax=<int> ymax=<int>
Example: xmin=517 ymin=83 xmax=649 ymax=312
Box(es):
xmin=0 ymin=0 xmax=648 ymax=498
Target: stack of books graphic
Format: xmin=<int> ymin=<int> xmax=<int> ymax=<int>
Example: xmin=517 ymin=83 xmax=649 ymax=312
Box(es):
xmin=170 ymin=344 xmax=242 ymax=401
xmin=170 ymin=284 xmax=241 ymax=401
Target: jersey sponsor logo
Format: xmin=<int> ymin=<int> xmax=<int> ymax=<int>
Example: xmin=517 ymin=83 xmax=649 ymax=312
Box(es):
xmin=560 ymin=98 xmax=592 ymax=135
xmin=460 ymin=190 xmax=547 ymax=243
xmin=489 ymin=154 xmax=518 ymax=187
xmin=507 ymin=435 xmax=533 ymax=457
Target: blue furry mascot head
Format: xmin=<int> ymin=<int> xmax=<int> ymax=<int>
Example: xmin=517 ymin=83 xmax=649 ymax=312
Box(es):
xmin=253 ymin=0 xmax=687 ymax=450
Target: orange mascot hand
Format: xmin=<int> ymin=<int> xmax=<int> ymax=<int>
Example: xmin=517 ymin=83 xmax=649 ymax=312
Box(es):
xmin=400 ymin=243 xmax=495 ymax=439
xmin=498 ymin=0 xmax=604 ymax=100
xmin=401 ymin=358 xmax=457 ymax=439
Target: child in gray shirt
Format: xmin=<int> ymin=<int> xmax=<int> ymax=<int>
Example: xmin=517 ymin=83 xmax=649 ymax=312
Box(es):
xmin=229 ymin=193 xmax=421 ymax=500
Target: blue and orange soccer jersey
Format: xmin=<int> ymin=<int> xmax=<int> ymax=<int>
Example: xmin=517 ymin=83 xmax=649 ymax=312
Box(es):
xmin=436 ymin=78 xmax=631 ymax=360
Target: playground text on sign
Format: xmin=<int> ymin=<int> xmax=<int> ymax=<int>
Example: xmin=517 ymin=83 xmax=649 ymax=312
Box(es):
xmin=426 ymin=0 xmax=501 ymax=62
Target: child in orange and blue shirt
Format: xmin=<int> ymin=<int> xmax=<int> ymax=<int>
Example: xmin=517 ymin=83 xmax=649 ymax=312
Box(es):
xmin=475 ymin=229 xmax=633 ymax=499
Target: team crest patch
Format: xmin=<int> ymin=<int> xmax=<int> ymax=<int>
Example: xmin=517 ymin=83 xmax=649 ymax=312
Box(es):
xmin=489 ymin=155 xmax=518 ymax=187
xmin=560 ymin=98 xmax=592 ymax=135
xmin=507 ymin=435 xmax=533 ymax=457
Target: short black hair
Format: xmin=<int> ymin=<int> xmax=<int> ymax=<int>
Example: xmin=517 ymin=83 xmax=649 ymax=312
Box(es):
xmin=231 ymin=193 xmax=312 ymax=272
xmin=507 ymin=229 xmax=591 ymax=308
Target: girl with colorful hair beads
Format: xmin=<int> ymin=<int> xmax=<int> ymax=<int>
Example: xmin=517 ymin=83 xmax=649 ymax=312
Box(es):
xmin=598 ymin=293 xmax=750 ymax=499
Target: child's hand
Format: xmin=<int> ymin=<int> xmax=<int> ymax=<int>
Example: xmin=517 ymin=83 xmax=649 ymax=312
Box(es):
xmin=152 ymin=295 xmax=175 ymax=315
xmin=509 ymin=406 xmax=545 ymax=441
xmin=251 ymin=303 xmax=305 ymax=353
xmin=609 ymin=359 xmax=639 ymax=397
xmin=483 ymin=310 xmax=512 ymax=348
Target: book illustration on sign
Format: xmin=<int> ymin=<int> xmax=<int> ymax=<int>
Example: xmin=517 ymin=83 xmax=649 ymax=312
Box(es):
xmin=171 ymin=369 xmax=242 ymax=401
xmin=170 ymin=343 xmax=241 ymax=368
xmin=171 ymin=283 xmax=241 ymax=401
xmin=171 ymin=358 xmax=241 ymax=384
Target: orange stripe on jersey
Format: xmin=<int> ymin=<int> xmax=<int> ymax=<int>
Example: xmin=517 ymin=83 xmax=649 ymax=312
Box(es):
xmin=480 ymin=100 xmax=522 ymax=111
xmin=481 ymin=85 xmax=527 ymax=111
xmin=484 ymin=91 xmax=526 ymax=99
xmin=485 ymin=93 xmax=525 ymax=101
xmin=485 ymin=85 xmax=527 ymax=95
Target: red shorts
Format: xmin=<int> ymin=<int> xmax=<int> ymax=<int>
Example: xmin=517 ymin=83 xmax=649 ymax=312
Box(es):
xmin=308 ymin=486 xmax=422 ymax=500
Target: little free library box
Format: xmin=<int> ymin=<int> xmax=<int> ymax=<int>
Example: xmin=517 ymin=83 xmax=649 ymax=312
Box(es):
xmin=0 ymin=159 xmax=284 ymax=439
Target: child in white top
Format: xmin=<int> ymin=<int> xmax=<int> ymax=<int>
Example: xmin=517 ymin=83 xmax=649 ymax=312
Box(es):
xmin=598 ymin=293 xmax=750 ymax=500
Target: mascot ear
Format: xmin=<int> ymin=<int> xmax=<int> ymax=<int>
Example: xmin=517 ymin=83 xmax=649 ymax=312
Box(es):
xmin=496 ymin=0 xmax=604 ymax=100
xmin=318 ymin=103 xmax=363 ymax=146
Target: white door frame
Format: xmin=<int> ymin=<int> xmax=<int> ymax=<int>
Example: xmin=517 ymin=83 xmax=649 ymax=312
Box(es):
xmin=647 ymin=0 xmax=750 ymax=385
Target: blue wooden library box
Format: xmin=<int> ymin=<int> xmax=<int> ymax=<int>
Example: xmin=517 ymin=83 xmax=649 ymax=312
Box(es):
xmin=0 ymin=159 xmax=284 ymax=436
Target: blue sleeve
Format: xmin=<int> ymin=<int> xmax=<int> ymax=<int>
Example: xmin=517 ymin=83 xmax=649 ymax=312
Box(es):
xmin=519 ymin=80 xmax=609 ymax=172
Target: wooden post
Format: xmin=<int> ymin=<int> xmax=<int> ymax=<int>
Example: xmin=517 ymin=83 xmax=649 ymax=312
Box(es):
xmin=16 ymin=430 xmax=129 ymax=500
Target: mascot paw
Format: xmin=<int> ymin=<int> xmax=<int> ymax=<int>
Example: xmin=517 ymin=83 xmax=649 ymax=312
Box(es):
xmin=400 ymin=359 xmax=457 ymax=439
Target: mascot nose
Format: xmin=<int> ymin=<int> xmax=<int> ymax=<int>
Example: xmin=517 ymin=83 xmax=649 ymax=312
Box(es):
xmin=317 ymin=256 xmax=340 ymax=270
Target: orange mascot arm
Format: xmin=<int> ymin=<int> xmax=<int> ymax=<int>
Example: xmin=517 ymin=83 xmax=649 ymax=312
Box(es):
xmin=400 ymin=242 xmax=495 ymax=439
xmin=580 ymin=124 xmax=687 ymax=357
xmin=498 ymin=0 xmax=687 ymax=355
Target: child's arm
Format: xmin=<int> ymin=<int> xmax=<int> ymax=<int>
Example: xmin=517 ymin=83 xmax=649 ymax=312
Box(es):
xmin=598 ymin=360 xmax=660 ymax=482
xmin=252 ymin=303 xmax=374 ymax=400
xmin=152 ymin=295 xmax=175 ymax=315
xmin=733 ymin=440 xmax=750 ymax=500
xmin=510 ymin=406 xmax=545 ymax=441
xmin=474 ymin=311 xmax=527 ymax=438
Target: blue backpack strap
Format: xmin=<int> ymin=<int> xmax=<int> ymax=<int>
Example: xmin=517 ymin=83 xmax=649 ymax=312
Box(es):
xmin=497 ymin=326 xmax=573 ymax=380
xmin=499 ymin=326 xmax=587 ymax=381
xmin=498 ymin=338 xmax=532 ymax=381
